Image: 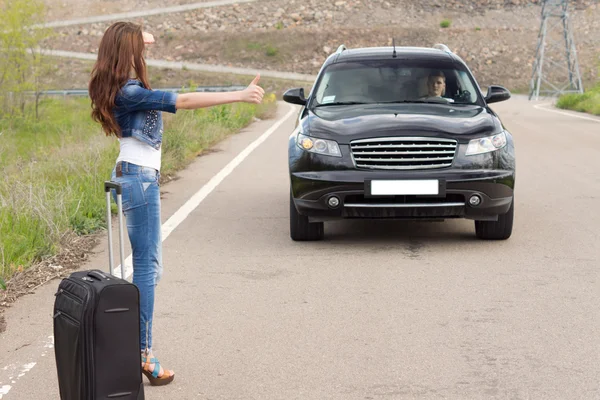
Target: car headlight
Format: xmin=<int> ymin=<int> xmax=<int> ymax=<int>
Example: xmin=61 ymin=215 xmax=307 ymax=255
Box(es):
xmin=465 ymin=131 xmax=507 ymax=156
xmin=297 ymin=133 xmax=341 ymax=157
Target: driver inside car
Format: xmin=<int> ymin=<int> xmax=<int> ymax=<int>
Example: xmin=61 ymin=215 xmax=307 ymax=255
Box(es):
xmin=420 ymin=70 xmax=454 ymax=102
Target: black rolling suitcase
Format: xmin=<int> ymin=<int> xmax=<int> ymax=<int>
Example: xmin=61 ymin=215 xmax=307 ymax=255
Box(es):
xmin=53 ymin=181 xmax=144 ymax=400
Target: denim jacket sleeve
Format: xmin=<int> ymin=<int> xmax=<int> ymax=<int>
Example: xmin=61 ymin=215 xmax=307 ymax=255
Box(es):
xmin=118 ymin=81 xmax=178 ymax=114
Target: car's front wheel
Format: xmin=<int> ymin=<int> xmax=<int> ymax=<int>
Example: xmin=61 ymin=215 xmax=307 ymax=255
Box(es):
xmin=475 ymin=197 xmax=514 ymax=240
xmin=290 ymin=192 xmax=324 ymax=241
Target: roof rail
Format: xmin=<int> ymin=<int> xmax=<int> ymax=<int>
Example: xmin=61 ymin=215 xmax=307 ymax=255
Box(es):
xmin=336 ymin=44 xmax=347 ymax=54
xmin=432 ymin=43 xmax=452 ymax=53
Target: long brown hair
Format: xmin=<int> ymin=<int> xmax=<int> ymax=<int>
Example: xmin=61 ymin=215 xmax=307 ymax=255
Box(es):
xmin=89 ymin=22 xmax=151 ymax=137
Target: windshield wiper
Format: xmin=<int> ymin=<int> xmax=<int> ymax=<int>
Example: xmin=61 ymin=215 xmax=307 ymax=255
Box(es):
xmin=314 ymin=101 xmax=371 ymax=107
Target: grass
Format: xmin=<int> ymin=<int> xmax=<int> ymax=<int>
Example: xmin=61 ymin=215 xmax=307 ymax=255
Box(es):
xmin=440 ymin=19 xmax=451 ymax=28
xmin=265 ymin=45 xmax=279 ymax=57
xmin=0 ymin=94 xmax=277 ymax=283
xmin=555 ymin=83 xmax=600 ymax=116
xmin=246 ymin=42 xmax=263 ymax=51
xmin=223 ymin=38 xmax=285 ymax=63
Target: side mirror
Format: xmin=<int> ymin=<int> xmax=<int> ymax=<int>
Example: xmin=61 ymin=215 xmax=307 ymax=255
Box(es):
xmin=283 ymin=88 xmax=307 ymax=106
xmin=485 ymin=85 xmax=511 ymax=104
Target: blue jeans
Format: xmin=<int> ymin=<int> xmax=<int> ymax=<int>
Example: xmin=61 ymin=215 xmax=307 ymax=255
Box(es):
xmin=111 ymin=161 xmax=162 ymax=352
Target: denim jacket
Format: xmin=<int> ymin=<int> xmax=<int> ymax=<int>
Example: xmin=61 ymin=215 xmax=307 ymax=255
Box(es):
xmin=113 ymin=79 xmax=178 ymax=150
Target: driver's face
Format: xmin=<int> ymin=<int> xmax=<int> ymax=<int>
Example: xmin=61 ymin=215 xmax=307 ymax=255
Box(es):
xmin=428 ymin=77 xmax=445 ymax=97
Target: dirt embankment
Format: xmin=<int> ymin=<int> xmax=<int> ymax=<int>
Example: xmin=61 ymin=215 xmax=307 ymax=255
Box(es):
xmin=43 ymin=0 xmax=600 ymax=91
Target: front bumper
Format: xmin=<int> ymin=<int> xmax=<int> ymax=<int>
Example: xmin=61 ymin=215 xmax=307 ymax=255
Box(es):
xmin=289 ymin=131 xmax=516 ymax=222
xmin=291 ymin=169 xmax=514 ymax=222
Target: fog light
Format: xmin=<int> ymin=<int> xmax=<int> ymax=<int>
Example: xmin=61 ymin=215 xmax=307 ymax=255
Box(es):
xmin=469 ymin=195 xmax=482 ymax=207
xmin=328 ymin=196 xmax=340 ymax=208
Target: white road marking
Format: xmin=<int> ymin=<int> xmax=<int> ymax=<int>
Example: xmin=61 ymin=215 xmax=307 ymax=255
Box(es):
xmin=114 ymin=104 xmax=296 ymax=279
xmin=44 ymin=336 xmax=54 ymax=348
xmin=16 ymin=364 xmax=35 ymax=379
xmin=533 ymin=103 xmax=600 ymax=123
xmin=0 ymin=337 xmax=54 ymax=398
xmin=0 ymin=386 xmax=11 ymax=398
xmin=36 ymin=0 xmax=258 ymax=28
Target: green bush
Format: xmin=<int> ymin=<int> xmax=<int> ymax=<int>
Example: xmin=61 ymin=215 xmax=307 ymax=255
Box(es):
xmin=556 ymin=84 xmax=600 ymax=116
xmin=265 ymin=45 xmax=279 ymax=57
xmin=440 ymin=19 xmax=452 ymax=28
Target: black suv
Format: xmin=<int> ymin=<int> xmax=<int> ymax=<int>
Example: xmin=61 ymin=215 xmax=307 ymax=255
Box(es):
xmin=284 ymin=44 xmax=515 ymax=241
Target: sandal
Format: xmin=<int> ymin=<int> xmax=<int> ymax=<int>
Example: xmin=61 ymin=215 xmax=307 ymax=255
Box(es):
xmin=141 ymin=352 xmax=175 ymax=386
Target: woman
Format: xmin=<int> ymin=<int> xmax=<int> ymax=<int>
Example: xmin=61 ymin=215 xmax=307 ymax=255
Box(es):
xmin=88 ymin=21 xmax=264 ymax=386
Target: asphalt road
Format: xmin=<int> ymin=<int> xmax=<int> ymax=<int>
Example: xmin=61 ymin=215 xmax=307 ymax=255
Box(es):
xmin=0 ymin=97 xmax=599 ymax=400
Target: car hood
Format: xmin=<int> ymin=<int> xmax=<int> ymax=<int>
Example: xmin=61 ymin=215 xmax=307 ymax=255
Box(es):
xmin=304 ymin=104 xmax=502 ymax=143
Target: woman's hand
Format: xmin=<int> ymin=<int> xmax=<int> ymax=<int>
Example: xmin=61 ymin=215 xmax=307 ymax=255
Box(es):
xmin=240 ymin=75 xmax=265 ymax=104
xmin=142 ymin=32 xmax=155 ymax=45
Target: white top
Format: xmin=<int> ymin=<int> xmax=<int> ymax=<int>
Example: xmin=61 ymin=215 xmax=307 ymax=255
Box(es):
xmin=116 ymin=137 xmax=161 ymax=171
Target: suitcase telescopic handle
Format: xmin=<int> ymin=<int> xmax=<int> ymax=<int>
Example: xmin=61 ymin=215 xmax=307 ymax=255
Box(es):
xmin=104 ymin=181 xmax=126 ymax=279
xmin=104 ymin=181 xmax=123 ymax=195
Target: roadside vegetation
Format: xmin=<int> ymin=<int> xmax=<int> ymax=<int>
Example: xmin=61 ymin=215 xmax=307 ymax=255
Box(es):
xmin=556 ymin=82 xmax=600 ymax=116
xmin=0 ymin=0 xmax=53 ymax=119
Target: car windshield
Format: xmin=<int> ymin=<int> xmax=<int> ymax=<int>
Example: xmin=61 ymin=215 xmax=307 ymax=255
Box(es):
xmin=310 ymin=59 xmax=482 ymax=107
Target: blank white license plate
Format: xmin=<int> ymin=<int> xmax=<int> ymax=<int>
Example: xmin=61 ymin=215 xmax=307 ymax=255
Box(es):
xmin=370 ymin=180 xmax=439 ymax=196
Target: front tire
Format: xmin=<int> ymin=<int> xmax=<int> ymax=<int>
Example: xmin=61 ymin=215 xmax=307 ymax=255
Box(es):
xmin=475 ymin=197 xmax=514 ymax=240
xmin=290 ymin=192 xmax=324 ymax=241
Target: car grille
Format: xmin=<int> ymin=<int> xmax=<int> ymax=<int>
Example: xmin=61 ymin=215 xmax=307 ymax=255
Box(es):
xmin=350 ymin=137 xmax=458 ymax=170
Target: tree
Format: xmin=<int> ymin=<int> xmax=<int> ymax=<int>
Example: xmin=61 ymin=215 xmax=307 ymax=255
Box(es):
xmin=0 ymin=0 xmax=52 ymax=118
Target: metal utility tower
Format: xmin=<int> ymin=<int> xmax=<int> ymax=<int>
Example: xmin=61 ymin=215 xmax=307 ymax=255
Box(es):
xmin=529 ymin=0 xmax=583 ymax=100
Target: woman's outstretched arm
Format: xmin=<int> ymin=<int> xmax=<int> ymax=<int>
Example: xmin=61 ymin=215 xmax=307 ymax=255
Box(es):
xmin=175 ymin=75 xmax=265 ymax=109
